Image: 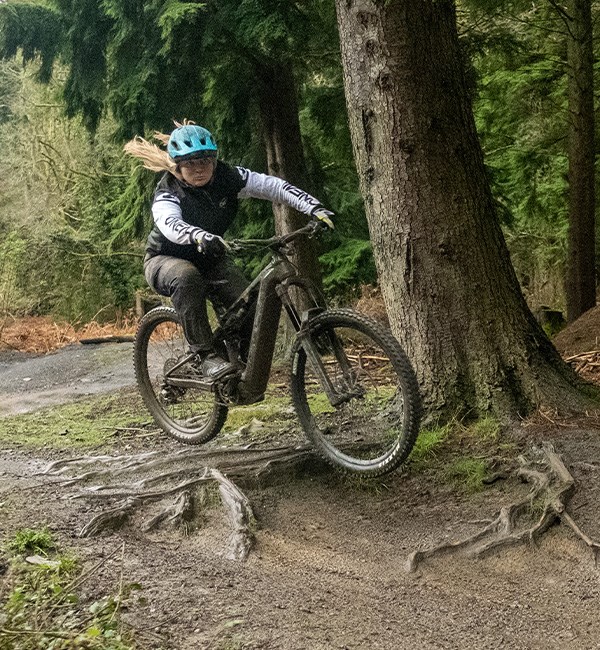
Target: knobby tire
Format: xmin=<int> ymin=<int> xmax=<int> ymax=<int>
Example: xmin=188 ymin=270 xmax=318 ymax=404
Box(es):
xmin=134 ymin=306 xmax=227 ymax=445
xmin=290 ymin=308 xmax=421 ymax=477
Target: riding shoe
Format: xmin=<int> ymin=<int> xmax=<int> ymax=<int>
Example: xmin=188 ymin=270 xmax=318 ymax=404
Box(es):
xmin=198 ymin=353 xmax=238 ymax=381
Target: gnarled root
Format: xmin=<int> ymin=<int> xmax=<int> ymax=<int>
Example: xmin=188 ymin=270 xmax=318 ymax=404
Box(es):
xmin=42 ymin=444 xmax=313 ymax=560
xmin=406 ymin=442 xmax=600 ymax=573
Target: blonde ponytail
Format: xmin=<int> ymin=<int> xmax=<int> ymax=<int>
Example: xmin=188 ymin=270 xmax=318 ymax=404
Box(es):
xmin=124 ymin=120 xmax=202 ymax=179
xmin=123 ymin=135 xmax=177 ymax=175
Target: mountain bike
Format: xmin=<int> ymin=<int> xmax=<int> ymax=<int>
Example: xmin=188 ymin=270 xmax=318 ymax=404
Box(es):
xmin=133 ymin=220 xmax=421 ymax=477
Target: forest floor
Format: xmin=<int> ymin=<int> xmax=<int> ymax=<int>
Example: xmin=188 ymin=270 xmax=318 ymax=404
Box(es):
xmin=1 ymin=310 xmax=600 ymax=649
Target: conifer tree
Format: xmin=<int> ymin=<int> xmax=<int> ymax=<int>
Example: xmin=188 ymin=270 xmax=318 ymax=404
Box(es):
xmin=335 ymin=0 xmax=598 ymax=421
xmin=465 ymin=0 xmax=596 ymax=320
xmin=0 ymin=0 xmax=347 ymax=287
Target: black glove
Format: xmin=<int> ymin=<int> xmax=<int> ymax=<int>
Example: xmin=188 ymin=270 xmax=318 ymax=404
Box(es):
xmin=195 ymin=232 xmax=230 ymax=257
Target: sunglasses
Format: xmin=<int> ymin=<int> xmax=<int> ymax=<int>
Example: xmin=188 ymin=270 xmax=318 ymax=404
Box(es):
xmin=180 ymin=158 xmax=215 ymax=169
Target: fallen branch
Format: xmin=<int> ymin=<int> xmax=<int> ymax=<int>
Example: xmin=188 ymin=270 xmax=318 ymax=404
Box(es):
xmin=79 ymin=336 xmax=135 ymax=344
xmin=565 ymin=350 xmax=600 ymax=362
xmin=406 ymin=442 xmax=600 ymax=572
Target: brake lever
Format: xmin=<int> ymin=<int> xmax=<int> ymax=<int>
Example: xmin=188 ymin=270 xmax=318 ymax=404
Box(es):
xmin=226 ymin=240 xmax=243 ymax=253
xmin=307 ymin=220 xmax=327 ymax=237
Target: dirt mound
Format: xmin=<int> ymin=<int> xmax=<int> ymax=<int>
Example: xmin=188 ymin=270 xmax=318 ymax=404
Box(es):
xmin=552 ymin=305 xmax=600 ymax=385
xmin=553 ymin=305 xmax=600 ymax=356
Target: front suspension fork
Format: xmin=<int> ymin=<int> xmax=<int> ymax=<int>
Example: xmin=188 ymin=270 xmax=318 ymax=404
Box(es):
xmin=295 ymin=313 xmax=359 ymax=408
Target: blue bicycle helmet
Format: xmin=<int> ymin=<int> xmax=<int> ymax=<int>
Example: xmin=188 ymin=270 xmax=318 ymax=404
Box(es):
xmin=167 ymin=125 xmax=218 ymax=162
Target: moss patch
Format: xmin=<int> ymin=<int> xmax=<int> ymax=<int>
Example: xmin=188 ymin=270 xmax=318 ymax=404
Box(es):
xmin=0 ymin=386 xmax=303 ymax=450
xmin=0 ymin=390 xmax=152 ymax=450
xmin=223 ymin=396 xmax=295 ymax=433
xmin=444 ymin=457 xmax=489 ymax=493
xmin=467 ymin=416 xmax=501 ymax=441
xmin=407 ymin=416 xmax=518 ymax=494
xmin=409 ymin=424 xmax=452 ymax=466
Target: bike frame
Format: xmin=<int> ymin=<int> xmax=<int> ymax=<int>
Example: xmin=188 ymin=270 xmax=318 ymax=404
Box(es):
xmin=222 ymin=248 xmax=322 ymax=403
xmin=166 ymin=223 xmax=350 ymax=407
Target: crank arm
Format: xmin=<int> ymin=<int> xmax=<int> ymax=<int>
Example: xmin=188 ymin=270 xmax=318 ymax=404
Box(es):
xmin=167 ymin=377 xmax=215 ymax=391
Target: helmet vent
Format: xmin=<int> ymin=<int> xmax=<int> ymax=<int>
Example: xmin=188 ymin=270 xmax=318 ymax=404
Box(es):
xmin=167 ymin=124 xmax=218 ymax=161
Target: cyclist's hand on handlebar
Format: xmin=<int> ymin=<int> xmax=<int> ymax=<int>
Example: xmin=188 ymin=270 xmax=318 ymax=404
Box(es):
xmin=226 ymin=240 xmax=243 ymax=253
xmin=195 ymin=231 xmax=230 ymax=257
xmin=311 ymin=206 xmax=335 ymax=230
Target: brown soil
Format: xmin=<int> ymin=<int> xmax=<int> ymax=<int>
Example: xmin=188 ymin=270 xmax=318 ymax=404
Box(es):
xmin=2 ymin=426 xmax=600 ymax=650
xmin=2 ymin=312 xmax=600 ymax=648
xmin=553 ymin=305 xmax=600 ymax=357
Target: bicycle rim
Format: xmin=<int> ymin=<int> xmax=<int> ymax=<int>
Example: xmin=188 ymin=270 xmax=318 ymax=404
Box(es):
xmin=134 ymin=307 xmax=227 ymax=444
xmin=291 ymin=309 xmax=420 ymax=477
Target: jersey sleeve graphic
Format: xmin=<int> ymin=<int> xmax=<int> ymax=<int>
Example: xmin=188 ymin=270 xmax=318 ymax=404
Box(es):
xmin=236 ymin=168 xmax=321 ymax=215
xmin=152 ymin=191 xmax=205 ymax=245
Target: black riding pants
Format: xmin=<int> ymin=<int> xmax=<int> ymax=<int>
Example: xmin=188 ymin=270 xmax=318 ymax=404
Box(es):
xmin=144 ymin=254 xmax=250 ymax=354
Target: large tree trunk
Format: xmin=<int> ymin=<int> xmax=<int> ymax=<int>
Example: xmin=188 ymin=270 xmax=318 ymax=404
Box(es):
xmin=565 ymin=0 xmax=596 ymax=323
xmin=257 ymin=62 xmax=322 ymax=297
xmin=334 ymin=0 xmax=597 ymax=421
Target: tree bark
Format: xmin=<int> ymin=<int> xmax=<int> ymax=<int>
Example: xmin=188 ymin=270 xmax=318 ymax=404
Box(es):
xmin=334 ymin=0 xmax=597 ymax=421
xmin=256 ymin=62 xmax=323 ymax=298
xmin=565 ymin=0 xmax=596 ymax=322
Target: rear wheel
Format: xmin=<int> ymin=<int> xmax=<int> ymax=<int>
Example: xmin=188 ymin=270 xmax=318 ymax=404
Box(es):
xmin=290 ymin=309 xmax=421 ymax=477
xmin=134 ymin=306 xmax=227 ymax=444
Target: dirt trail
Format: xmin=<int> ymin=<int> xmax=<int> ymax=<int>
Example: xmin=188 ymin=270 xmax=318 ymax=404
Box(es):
xmin=2 ymin=320 xmax=600 ymax=648
xmin=2 ymin=428 xmax=600 ymax=649
xmin=0 ymin=342 xmax=135 ymax=415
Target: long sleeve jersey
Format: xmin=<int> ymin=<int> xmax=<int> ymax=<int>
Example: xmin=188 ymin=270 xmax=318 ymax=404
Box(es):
xmin=145 ymin=161 xmax=323 ymax=263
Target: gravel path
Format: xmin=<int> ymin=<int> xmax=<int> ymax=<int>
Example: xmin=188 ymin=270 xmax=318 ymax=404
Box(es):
xmin=0 ymin=342 xmax=135 ymax=415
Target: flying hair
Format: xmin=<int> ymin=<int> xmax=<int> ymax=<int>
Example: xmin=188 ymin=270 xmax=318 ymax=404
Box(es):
xmin=123 ymin=119 xmax=200 ymax=178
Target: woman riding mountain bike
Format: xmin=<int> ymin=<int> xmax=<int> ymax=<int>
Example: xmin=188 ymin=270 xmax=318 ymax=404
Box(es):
xmin=125 ymin=121 xmax=334 ymax=382
xmin=127 ymin=121 xmax=421 ymax=477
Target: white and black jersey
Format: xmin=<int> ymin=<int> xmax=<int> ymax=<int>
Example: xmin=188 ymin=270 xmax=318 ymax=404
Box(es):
xmin=146 ymin=162 xmax=323 ymax=262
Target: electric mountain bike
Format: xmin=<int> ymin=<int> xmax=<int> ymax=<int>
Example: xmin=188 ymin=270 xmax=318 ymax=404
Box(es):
xmin=133 ymin=220 xmax=421 ymax=477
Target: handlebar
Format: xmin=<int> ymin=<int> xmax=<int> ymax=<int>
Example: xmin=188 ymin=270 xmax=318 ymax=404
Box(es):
xmin=227 ymin=220 xmax=328 ymax=253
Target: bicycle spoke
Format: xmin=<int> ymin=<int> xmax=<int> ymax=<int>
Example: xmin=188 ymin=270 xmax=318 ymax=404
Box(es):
xmin=134 ymin=307 xmax=227 ymax=445
xmin=291 ymin=309 xmax=420 ymax=476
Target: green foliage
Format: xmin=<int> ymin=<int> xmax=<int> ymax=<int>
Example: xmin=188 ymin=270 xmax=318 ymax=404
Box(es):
xmin=0 ymin=62 xmax=146 ymax=321
xmin=444 ymin=457 xmax=488 ymax=492
xmin=157 ymin=0 xmax=207 ymax=45
xmin=2 ymin=533 xmax=135 ymax=650
xmin=6 ymin=528 xmax=56 ymax=555
xmin=0 ymin=231 xmax=27 ymax=316
xmin=465 ymin=1 xmax=578 ymax=309
xmin=0 ymin=0 xmax=62 ymax=82
xmin=54 ymin=0 xmax=112 ymax=132
xmin=319 ymin=238 xmax=376 ymax=298
xmin=0 ymin=0 xmax=373 ymax=320
xmin=0 ymin=0 xmax=360 ymax=329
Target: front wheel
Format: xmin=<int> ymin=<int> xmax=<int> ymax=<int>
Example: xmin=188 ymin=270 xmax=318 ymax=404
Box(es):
xmin=290 ymin=309 xmax=421 ymax=477
xmin=134 ymin=306 xmax=228 ymax=445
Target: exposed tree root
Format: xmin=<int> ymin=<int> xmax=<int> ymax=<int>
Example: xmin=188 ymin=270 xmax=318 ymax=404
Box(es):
xmin=42 ymin=444 xmax=314 ymax=560
xmin=406 ymin=442 xmax=600 ymax=572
